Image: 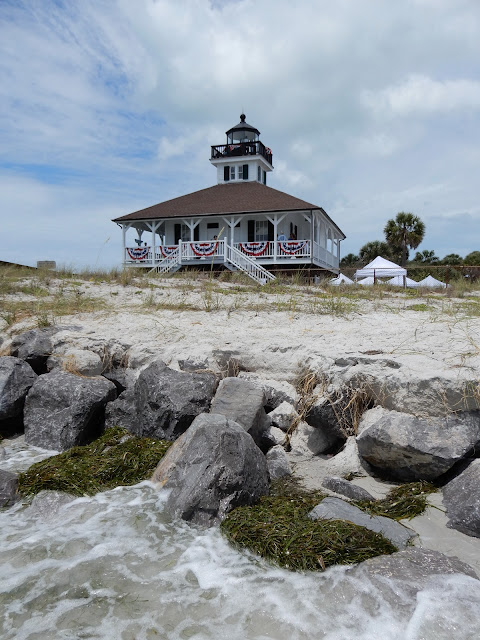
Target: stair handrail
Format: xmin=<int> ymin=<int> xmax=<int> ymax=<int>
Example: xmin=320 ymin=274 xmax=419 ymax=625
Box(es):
xmin=149 ymin=247 xmax=180 ymax=274
xmin=225 ymin=243 xmax=275 ymax=284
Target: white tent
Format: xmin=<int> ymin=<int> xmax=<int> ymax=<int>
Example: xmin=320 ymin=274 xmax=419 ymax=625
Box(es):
xmin=387 ymin=275 xmax=420 ymax=288
xmin=357 ymin=276 xmax=376 ymax=286
xmin=417 ymin=275 xmax=447 ymax=288
xmin=354 ymin=256 xmax=406 ymax=280
xmin=330 ymin=273 xmax=354 ymax=286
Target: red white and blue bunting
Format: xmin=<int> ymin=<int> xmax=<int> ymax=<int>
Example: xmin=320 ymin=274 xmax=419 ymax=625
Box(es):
xmin=279 ymin=241 xmax=308 ymax=255
xmin=239 ymin=241 xmax=269 ymax=256
xmin=126 ymin=246 xmax=150 ymax=260
xmin=190 ymin=242 xmax=218 ymax=257
xmin=159 ymin=245 xmax=178 ymax=258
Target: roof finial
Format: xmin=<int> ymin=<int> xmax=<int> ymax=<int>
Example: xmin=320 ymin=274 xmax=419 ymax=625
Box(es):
xmin=240 ymin=113 xmax=246 ymax=122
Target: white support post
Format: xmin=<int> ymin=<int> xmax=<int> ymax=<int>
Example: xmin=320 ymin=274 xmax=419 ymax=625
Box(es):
xmin=178 ymin=240 xmax=183 ymax=264
xmin=267 ymin=213 xmax=286 ymax=262
xmin=222 ymin=216 xmax=242 ymax=247
xmin=122 ymin=224 xmax=126 ymax=264
xmin=151 ymin=221 xmax=159 ymax=264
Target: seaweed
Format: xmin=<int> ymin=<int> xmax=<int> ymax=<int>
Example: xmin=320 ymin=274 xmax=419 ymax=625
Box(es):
xmin=353 ymin=481 xmax=437 ymax=521
xmin=221 ymin=478 xmax=397 ymax=572
xmin=18 ymin=427 xmax=171 ymax=497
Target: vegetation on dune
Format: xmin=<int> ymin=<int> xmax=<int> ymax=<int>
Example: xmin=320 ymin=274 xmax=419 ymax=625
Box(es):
xmin=18 ymin=427 xmax=172 ymax=497
xmin=220 ymin=478 xmax=397 ymax=572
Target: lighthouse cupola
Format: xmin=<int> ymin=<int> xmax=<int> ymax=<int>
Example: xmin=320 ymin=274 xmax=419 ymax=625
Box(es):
xmin=210 ymin=114 xmax=273 ymax=186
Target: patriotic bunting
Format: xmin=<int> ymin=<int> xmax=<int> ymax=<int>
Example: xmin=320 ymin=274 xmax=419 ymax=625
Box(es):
xmin=190 ymin=241 xmax=218 ymax=257
xmin=279 ymin=241 xmax=308 ymax=255
xmin=239 ymin=241 xmax=269 ymax=256
xmin=126 ymin=246 xmax=150 ymax=260
xmin=159 ymin=246 xmax=178 ymax=258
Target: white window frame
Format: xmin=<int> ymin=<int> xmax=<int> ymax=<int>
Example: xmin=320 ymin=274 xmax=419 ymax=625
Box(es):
xmin=255 ymin=220 xmax=269 ymax=241
xmin=230 ymin=166 xmax=236 ymax=181
xmin=238 ymin=165 xmax=243 ymax=180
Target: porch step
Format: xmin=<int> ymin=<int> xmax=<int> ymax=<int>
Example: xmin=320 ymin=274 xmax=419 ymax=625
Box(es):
xmin=148 ymin=248 xmax=181 ymax=275
xmin=225 ymin=244 xmax=275 ymax=285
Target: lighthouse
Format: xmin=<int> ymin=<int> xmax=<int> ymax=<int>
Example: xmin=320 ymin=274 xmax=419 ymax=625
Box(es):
xmin=210 ymin=114 xmax=273 ymax=186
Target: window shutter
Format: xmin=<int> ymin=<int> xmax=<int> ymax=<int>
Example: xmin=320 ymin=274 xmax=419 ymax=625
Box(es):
xmin=174 ymin=224 xmax=181 ymax=244
xmin=243 ymin=164 xmax=248 ymax=180
xmin=194 ymin=225 xmax=199 ymax=241
xmin=268 ymin=221 xmax=274 ymax=241
xmin=224 ymin=166 xmax=230 ymax=181
xmin=263 ymin=171 xmax=266 ymax=185
xmin=248 ymin=220 xmax=255 ymax=242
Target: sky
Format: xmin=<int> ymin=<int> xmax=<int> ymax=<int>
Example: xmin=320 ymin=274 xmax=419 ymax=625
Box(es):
xmin=1 ymin=0 xmax=479 ymax=269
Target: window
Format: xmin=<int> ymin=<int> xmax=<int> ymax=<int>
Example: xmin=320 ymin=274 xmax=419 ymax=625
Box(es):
xmin=207 ymin=222 xmax=219 ymax=229
xmin=257 ymin=166 xmax=261 ymax=182
xmin=181 ymin=224 xmax=190 ymax=241
xmin=230 ymin=166 xmax=236 ymax=180
xmin=255 ymin=220 xmax=269 ymax=241
xmin=238 ymin=165 xmax=243 ymax=180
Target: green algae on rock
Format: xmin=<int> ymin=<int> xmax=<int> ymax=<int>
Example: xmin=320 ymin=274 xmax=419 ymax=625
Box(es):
xmin=18 ymin=427 xmax=172 ymax=497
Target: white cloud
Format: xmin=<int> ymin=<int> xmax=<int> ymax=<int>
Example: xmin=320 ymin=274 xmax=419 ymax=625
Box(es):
xmin=362 ymin=75 xmax=480 ymax=117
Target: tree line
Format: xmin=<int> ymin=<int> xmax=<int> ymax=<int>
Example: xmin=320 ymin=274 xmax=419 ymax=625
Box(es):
xmin=341 ymin=212 xmax=480 ymax=271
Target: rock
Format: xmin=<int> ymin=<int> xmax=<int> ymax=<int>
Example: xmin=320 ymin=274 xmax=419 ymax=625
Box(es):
xmin=105 ymin=359 xmax=217 ymax=441
xmin=356 ymin=406 xmax=480 ymax=481
xmin=24 ymin=370 xmax=117 ymax=451
xmin=443 ymin=459 xmax=480 ymax=538
xmin=10 ymin=328 xmax=56 ymax=374
xmin=28 ymin=490 xmax=75 ymax=519
xmin=178 ymin=357 xmax=210 ymax=372
xmin=210 ymin=377 xmax=270 ymax=450
xmin=0 ymin=356 xmax=37 ymax=421
xmin=266 ymin=445 xmax=292 ymax=480
xmin=266 ymin=426 xmax=287 ymax=446
xmin=47 ymin=349 xmax=103 ymax=376
xmin=151 ymin=413 xmax=269 ymax=527
xmin=309 ymin=497 xmax=415 ymax=549
xmin=322 ymin=476 xmax=375 ymax=501
xmin=0 ymin=469 xmax=19 ymax=507
xmin=238 ymin=373 xmax=298 ymax=409
xmin=268 ymin=401 xmax=299 ymax=432
xmin=305 ymin=385 xmax=371 ymax=449
xmin=348 ymin=548 xmax=478 ymax=599
xmin=288 ymin=421 xmax=332 ymax=456
xmin=338 ymin=362 xmax=480 ymax=417
xmin=102 ymin=367 xmax=134 ymax=394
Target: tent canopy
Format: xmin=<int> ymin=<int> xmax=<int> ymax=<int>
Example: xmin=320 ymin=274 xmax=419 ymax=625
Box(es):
xmin=330 ymin=273 xmax=354 ymax=285
xmin=387 ymin=275 xmax=419 ymax=288
xmin=417 ymin=275 xmax=446 ymax=288
xmin=358 ymin=276 xmax=376 ymax=286
xmin=354 ymin=256 xmax=406 ymax=279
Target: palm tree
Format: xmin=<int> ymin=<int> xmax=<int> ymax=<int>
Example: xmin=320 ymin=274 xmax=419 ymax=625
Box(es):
xmin=413 ymin=249 xmax=439 ymax=264
xmin=441 ymin=253 xmax=463 ymax=265
xmin=384 ymin=212 xmax=425 ymax=267
xmin=359 ymin=241 xmax=392 ymax=263
xmin=340 ymin=253 xmax=359 ymax=267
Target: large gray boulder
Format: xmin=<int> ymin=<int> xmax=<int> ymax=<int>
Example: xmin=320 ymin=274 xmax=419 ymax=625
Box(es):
xmin=105 ymin=359 xmax=216 ymax=441
xmin=10 ymin=328 xmax=56 ymax=374
xmin=210 ymin=377 xmax=271 ymax=451
xmin=151 ymin=413 xmax=269 ymax=527
xmin=47 ymin=348 xmax=103 ymax=377
xmin=306 ymin=392 xmax=356 ymax=452
xmin=0 ymin=356 xmax=37 ymax=421
xmin=443 ymin=459 xmax=480 ymax=538
xmin=309 ymin=497 xmax=416 ymax=549
xmin=348 ymin=548 xmax=478 ymax=600
xmin=0 ymin=469 xmax=19 ymax=507
xmin=237 ymin=372 xmax=298 ymax=409
xmin=356 ymin=406 xmax=480 ymax=481
xmin=24 ymin=370 xmax=116 ymax=450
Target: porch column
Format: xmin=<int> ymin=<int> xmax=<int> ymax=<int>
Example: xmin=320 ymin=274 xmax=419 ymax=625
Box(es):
xmin=302 ymin=212 xmax=313 ymax=260
xmin=182 ymin=218 xmax=200 ymax=241
xmin=122 ymin=224 xmax=126 ymax=264
xmin=222 ymin=216 xmax=242 ymax=247
xmin=266 ymin=213 xmax=286 ymax=263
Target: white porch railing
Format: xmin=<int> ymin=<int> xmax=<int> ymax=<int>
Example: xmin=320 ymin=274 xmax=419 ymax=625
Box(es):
xmin=125 ymin=238 xmax=339 ymax=271
xmin=234 ymin=240 xmax=311 ymax=260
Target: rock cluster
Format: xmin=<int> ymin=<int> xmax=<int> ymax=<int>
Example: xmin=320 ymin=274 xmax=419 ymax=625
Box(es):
xmin=2 ymin=327 xmax=480 ymax=559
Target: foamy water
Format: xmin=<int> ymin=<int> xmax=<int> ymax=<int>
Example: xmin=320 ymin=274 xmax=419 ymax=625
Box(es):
xmin=1 ymin=482 xmax=480 ymax=640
